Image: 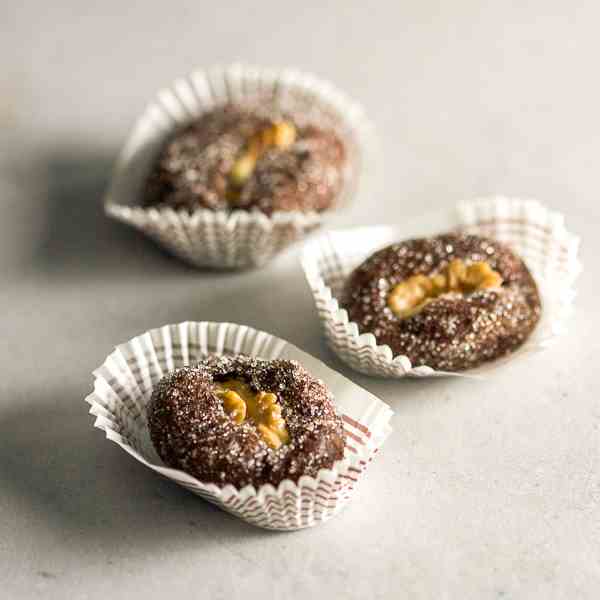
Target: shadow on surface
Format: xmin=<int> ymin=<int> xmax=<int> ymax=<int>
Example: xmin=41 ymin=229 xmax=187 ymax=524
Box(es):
xmin=0 ymin=398 xmax=270 ymax=559
xmin=31 ymin=148 xmax=196 ymax=280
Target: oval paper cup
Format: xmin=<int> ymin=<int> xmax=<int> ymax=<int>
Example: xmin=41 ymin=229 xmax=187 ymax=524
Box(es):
xmin=301 ymin=197 xmax=582 ymax=378
xmin=85 ymin=321 xmax=393 ymax=530
xmin=104 ymin=64 xmax=376 ymax=269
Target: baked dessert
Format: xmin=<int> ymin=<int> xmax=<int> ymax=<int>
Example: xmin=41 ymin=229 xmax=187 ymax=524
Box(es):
xmin=342 ymin=232 xmax=541 ymax=371
xmin=143 ymin=104 xmax=347 ymax=215
xmin=147 ymin=355 xmax=345 ymax=488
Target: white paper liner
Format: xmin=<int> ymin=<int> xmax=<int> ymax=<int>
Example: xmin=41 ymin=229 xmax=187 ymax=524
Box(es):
xmin=85 ymin=321 xmax=393 ymax=530
xmin=301 ymin=197 xmax=582 ymax=378
xmin=104 ymin=64 xmax=377 ymax=269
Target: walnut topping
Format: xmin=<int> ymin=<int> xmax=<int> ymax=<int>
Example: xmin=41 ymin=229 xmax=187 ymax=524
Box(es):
xmin=228 ymin=121 xmax=297 ymax=189
xmin=215 ymin=379 xmax=290 ymax=449
xmin=388 ymin=258 xmax=503 ymax=319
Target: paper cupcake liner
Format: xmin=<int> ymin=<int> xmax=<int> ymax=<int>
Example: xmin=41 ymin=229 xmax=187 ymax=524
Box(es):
xmin=85 ymin=321 xmax=393 ymax=530
xmin=301 ymin=197 xmax=582 ymax=378
xmin=104 ymin=64 xmax=377 ymax=269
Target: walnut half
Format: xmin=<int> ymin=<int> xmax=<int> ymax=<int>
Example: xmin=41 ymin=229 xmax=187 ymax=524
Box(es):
xmin=228 ymin=121 xmax=297 ymax=189
xmin=215 ymin=379 xmax=290 ymax=449
xmin=388 ymin=258 xmax=503 ymax=319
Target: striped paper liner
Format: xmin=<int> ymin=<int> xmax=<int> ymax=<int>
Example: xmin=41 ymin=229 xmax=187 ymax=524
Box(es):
xmin=301 ymin=197 xmax=582 ymax=378
xmin=85 ymin=322 xmax=393 ymax=530
xmin=104 ymin=64 xmax=377 ymax=269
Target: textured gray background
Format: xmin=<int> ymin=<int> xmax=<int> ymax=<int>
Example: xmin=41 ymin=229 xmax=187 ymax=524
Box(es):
xmin=1 ymin=2 xmax=599 ymax=599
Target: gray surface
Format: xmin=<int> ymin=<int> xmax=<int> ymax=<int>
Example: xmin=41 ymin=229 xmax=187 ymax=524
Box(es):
xmin=1 ymin=2 xmax=599 ymax=598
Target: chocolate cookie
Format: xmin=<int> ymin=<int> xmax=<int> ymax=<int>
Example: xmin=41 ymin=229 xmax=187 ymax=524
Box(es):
xmin=342 ymin=232 xmax=541 ymax=371
xmin=147 ymin=355 xmax=345 ymax=488
xmin=144 ymin=104 xmax=346 ymax=216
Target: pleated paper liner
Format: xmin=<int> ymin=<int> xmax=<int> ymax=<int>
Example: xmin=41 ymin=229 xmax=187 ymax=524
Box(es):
xmin=85 ymin=322 xmax=393 ymax=530
xmin=301 ymin=197 xmax=581 ymax=378
xmin=104 ymin=64 xmax=377 ymax=269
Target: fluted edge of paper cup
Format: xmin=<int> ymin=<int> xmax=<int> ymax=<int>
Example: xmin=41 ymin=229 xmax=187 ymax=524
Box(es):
xmin=85 ymin=321 xmax=393 ymax=530
xmin=301 ymin=197 xmax=582 ymax=379
xmin=104 ymin=63 xmax=378 ymax=269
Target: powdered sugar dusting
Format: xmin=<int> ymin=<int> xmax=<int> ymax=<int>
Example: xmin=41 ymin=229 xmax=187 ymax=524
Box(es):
xmin=144 ymin=103 xmax=346 ymax=216
xmin=342 ymin=233 xmax=542 ymax=371
xmin=148 ymin=354 xmax=345 ymax=488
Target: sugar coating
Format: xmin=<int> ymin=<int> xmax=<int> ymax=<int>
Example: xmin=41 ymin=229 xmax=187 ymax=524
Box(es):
xmin=342 ymin=233 xmax=542 ymax=371
xmin=147 ymin=355 xmax=345 ymax=489
xmin=144 ymin=104 xmax=346 ymax=215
